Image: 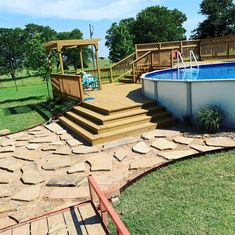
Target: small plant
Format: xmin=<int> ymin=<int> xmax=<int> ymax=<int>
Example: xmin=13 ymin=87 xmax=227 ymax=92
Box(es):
xmin=197 ymin=105 xmax=223 ymax=133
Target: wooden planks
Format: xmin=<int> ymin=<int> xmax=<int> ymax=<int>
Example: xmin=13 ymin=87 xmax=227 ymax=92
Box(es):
xmin=78 ymin=204 xmax=108 ymax=235
xmin=31 ymin=218 xmax=48 ymax=235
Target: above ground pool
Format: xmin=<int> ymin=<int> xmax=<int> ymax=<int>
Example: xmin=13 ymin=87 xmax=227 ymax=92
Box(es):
xmin=141 ymin=62 xmax=235 ymax=127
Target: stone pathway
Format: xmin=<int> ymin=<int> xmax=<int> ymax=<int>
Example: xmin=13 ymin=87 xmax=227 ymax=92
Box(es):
xmin=0 ymin=123 xmax=232 ymax=227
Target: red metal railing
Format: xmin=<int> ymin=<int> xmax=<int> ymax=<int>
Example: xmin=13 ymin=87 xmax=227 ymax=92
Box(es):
xmin=88 ymin=175 xmax=131 ymax=235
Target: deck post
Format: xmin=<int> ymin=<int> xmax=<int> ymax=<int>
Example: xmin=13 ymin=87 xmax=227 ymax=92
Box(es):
xmin=58 ymin=47 xmax=64 ymax=75
xmin=110 ymin=67 xmax=113 ymax=83
xmin=226 ymin=36 xmax=230 ymax=58
xmin=95 ymin=47 xmax=102 ymax=90
xmin=79 ymin=47 xmax=84 ymax=70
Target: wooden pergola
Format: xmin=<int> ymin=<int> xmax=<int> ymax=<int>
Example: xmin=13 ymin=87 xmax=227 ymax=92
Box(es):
xmin=43 ymin=39 xmax=102 ymax=89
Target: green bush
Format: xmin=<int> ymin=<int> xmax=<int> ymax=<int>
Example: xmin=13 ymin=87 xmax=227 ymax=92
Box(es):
xmin=197 ymin=105 xmax=223 ymax=133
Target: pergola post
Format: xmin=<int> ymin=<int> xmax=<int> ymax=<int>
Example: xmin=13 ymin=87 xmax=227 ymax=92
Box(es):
xmin=95 ymin=46 xmax=102 ymax=90
xmin=79 ymin=47 xmax=84 ymax=70
xmin=57 ymin=46 xmax=64 ymax=74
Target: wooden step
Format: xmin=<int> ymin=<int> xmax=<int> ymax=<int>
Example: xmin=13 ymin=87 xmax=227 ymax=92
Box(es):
xmin=72 ymin=105 xmax=165 ymax=125
xmin=119 ymin=78 xmax=133 ymax=83
xmin=59 ymin=116 xmax=176 ymax=145
xmin=81 ymin=100 xmax=155 ymax=115
xmin=65 ymin=110 xmax=171 ymax=134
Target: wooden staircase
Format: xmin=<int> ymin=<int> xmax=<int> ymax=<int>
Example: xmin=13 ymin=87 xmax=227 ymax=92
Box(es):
xmin=59 ymin=101 xmax=176 ymax=145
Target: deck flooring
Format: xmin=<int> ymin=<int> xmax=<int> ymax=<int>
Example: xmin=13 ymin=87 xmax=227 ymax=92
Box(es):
xmin=0 ymin=203 xmax=108 ymax=235
xmin=84 ymin=83 xmax=153 ymax=113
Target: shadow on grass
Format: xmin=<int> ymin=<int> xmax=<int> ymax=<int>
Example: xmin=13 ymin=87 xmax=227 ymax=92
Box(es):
xmin=0 ymin=96 xmax=44 ymax=105
xmin=2 ymin=102 xmax=51 ymax=121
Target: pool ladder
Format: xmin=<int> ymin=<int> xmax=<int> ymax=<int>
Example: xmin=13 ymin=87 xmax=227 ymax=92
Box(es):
xmin=175 ymin=50 xmax=199 ymax=70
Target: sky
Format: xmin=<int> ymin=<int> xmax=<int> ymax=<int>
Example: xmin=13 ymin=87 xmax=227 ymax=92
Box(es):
xmin=0 ymin=0 xmax=205 ymax=57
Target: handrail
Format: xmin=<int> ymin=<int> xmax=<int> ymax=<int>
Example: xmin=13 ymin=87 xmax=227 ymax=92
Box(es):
xmin=110 ymin=52 xmax=136 ymax=69
xmin=88 ymin=175 xmax=131 ymax=235
xmin=176 ymin=51 xmax=186 ymax=69
xmin=190 ymin=50 xmax=199 ymax=69
xmin=131 ymin=51 xmax=151 ymax=64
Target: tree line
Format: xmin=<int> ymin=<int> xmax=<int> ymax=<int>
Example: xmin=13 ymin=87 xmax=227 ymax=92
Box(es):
xmin=105 ymin=0 xmax=235 ymax=62
xmin=0 ymin=24 xmax=90 ymax=80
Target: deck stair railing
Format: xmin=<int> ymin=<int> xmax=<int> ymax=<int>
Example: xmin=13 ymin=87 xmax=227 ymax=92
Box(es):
xmin=131 ymin=51 xmax=152 ymax=83
xmin=109 ymin=52 xmax=136 ymax=82
xmin=88 ymin=175 xmax=131 ymax=235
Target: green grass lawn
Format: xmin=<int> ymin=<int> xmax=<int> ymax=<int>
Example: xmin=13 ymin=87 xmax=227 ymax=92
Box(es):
xmin=0 ymin=74 xmax=76 ymax=133
xmin=113 ymin=152 xmax=235 ymax=235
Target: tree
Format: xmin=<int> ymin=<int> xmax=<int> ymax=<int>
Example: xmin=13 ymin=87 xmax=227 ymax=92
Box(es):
xmin=105 ymin=20 xmax=134 ymax=62
xmin=0 ymin=28 xmax=25 ymax=81
xmin=192 ymin=0 xmax=235 ymax=38
xmin=57 ymin=29 xmax=91 ymax=70
xmin=132 ymin=6 xmax=187 ymax=44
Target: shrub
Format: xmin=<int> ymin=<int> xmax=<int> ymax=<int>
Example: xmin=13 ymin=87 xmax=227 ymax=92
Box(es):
xmin=197 ymin=105 xmax=223 ymax=133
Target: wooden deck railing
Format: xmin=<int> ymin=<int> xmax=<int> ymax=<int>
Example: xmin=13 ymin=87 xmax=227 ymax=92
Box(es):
xmin=88 ymin=175 xmax=131 ymax=235
xmin=51 ymin=73 xmax=84 ymax=101
xmin=109 ymin=52 xmax=136 ymax=82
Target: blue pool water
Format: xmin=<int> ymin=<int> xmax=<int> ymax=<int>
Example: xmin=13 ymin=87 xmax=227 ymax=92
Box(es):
xmin=144 ymin=62 xmax=235 ymax=81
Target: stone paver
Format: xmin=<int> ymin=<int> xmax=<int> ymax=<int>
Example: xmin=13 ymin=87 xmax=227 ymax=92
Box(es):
xmin=15 ymin=135 xmax=32 ymax=141
xmin=114 ymin=149 xmax=128 ymax=161
xmin=0 ymin=174 xmax=10 ymax=184
xmin=87 ymin=153 xmax=113 ymax=171
xmin=151 ymin=138 xmax=177 ymax=150
xmin=0 ymin=185 xmax=10 ymax=198
xmin=29 ymin=126 xmax=44 ymax=132
xmin=0 ymin=158 xmax=25 ymax=172
xmin=0 ymin=203 xmax=17 ymax=213
xmin=13 ymin=150 xmax=40 ymax=162
xmin=29 ymin=137 xmax=56 ymax=144
xmin=56 ymin=129 xmax=67 ymax=135
xmin=9 ymin=207 xmax=35 ymax=223
xmin=15 ymin=141 xmax=28 ymax=147
xmin=132 ymin=142 xmax=151 ymax=154
xmin=53 ymin=146 xmax=71 ymax=155
xmin=42 ymin=157 xmax=72 ymax=171
xmin=49 ymin=141 xmax=64 ymax=146
xmin=72 ymin=146 xmax=99 ymax=154
xmin=190 ymin=144 xmax=222 ymax=153
xmin=0 ymin=146 xmax=15 ymax=153
xmin=26 ymin=144 xmax=41 ymax=150
xmin=1 ymin=139 xmax=14 ymax=147
xmin=130 ymin=157 xmax=168 ymax=170
xmin=158 ymin=150 xmax=196 ymax=160
xmin=0 ymin=129 xmax=10 ymax=136
xmin=67 ymin=162 xmax=86 ymax=174
xmin=173 ymin=136 xmax=193 ymax=145
xmin=41 ymin=145 xmax=57 ymax=151
xmin=60 ymin=133 xmax=74 ymax=141
xmin=21 ymin=163 xmax=45 ymax=185
xmin=47 ymin=186 xmax=90 ymax=199
xmin=66 ymin=138 xmax=83 ymax=147
xmin=44 ymin=123 xmax=63 ymax=133
xmin=12 ymin=185 xmax=41 ymax=202
xmin=154 ymin=129 xmax=181 ymax=138
xmin=102 ymin=137 xmax=139 ymax=150
xmin=141 ymin=131 xmax=156 ymax=140
xmin=205 ymin=137 xmax=235 ymax=147
xmin=46 ymin=175 xmax=85 ymax=187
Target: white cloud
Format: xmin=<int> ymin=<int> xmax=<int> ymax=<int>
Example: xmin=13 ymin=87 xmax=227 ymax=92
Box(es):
xmin=0 ymin=0 xmax=157 ymax=21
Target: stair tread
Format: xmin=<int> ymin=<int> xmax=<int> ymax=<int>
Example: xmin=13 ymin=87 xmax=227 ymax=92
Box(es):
xmin=73 ymin=104 xmax=164 ymax=123
xmin=59 ymin=115 xmax=176 ymax=144
xmin=66 ymin=110 xmax=170 ymax=132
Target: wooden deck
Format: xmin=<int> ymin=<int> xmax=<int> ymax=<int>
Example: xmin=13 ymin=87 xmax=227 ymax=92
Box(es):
xmin=84 ymin=83 xmax=152 ymax=113
xmin=59 ymin=83 xmax=176 ymax=145
xmin=0 ymin=202 xmax=108 ymax=235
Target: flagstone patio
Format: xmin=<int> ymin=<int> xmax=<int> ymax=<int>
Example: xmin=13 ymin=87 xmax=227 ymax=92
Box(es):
xmin=0 ymin=122 xmax=234 ymax=228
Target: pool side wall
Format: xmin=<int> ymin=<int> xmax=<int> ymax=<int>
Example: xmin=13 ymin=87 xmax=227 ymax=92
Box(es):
xmin=142 ymin=78 xmax=235 ymax=127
